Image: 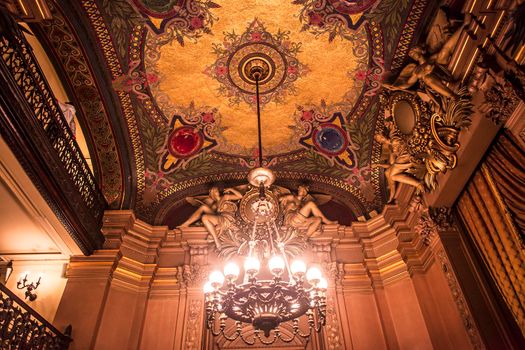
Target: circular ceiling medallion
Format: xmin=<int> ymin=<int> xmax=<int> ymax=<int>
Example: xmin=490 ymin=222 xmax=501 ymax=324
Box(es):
xmin=167 ymin=126 xmax=204 ymax=158
xmin=229 ymin=45 xmax=284 ymax=95
xmin=205 ymin=19 xmax=308 ymax=107
xmin=241 ymin=55 xmax=273 ymax=84
xmin=313 ymin=123 xmax=349 ymax=156
xmin=239 ymin=188 xmax=279 ymax=223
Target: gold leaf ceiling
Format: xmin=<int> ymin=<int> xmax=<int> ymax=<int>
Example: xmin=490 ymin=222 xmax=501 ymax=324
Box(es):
xmin=34 ymin=0 xmax=427 ymax=222
xmin=145 ymin=0 xmax=368 ymax=155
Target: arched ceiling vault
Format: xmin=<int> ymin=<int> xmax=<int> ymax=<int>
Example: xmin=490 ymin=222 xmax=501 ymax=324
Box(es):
xmin=35 ymin=0 xmax=434 ymax=224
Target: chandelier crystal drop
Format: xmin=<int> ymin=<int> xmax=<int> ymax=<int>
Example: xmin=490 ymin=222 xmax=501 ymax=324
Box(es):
xmin=203 ymin=58 xmax=327 ymax=345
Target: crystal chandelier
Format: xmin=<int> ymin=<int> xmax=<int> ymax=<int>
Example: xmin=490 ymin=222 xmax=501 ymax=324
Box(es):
xmin=203 ymin=58 xmax=327 ymax=345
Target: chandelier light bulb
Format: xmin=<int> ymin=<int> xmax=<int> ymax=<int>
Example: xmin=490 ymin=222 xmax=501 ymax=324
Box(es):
xmin=290 ymin=260 xmax=307 ymax=277
xmin=209 ymin=270 xmax=225 ymax=288
xmin=317 ymin=277 xmax=328 ymax=290
xmin=244 ymin=256 xmax=260 ymax=275
xmin=223 ymin=262 xmax=240 ymax=280
xmin=306 ymin=266 xmax=322 ymax=285
xmin=203 ymin=281 xmax=214 ymax=294
xmin=268 ymin=255 xmax=285 ymax=276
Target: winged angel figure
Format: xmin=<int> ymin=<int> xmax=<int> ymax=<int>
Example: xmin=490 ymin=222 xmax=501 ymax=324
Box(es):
xmin=277 ymin=185 xmax=337 ymax=237
xmin=179 ymin=186 xmax=246 ymax=249
xmin=383 ymin=8 xmax=472 ymax=102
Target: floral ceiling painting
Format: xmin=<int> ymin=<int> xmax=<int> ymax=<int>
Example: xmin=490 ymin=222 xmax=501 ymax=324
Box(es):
xmin=64 ymin=0 xmax=424 ymax=222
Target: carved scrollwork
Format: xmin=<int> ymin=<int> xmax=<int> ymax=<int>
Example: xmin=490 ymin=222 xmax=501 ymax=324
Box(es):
xmin=375 ymin=7 xmax=476 ymax=198
xmin=377 ymin=83 xmax=473 ymax=197
xmin=181 ymin=264 xmax=209 ymax=288
xmin=184 ymin=299 xmax=202 ymax=350
xmin=428 ymin=207 xmax=453 ymax=232
xmin=414 ymin=212 xmax=438 ymax=246
xmin=414 ymin=206 xmax=453 ymax=245
xmin=325 ymin=294 xmax=344 ymax=350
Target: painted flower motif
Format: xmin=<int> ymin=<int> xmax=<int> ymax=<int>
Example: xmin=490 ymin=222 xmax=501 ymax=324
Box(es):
xmin=190 ymin=16 xmax=204 ymax=30
xmin=215 ymin=66 xmax=227 ymax=76
xmin=355 ymin=70 xmax=367 ymax=81
xmin=288 ymin=65 xmax=298 ymax=74
xmin=308 ymin=12 xmax=324 ymax=26
xmin=250 ymin=32 xmax=263 ymax=42
xmin=301 ymin=109 xmax=315 ymax=121
xmin=202 ymin=112 xmax=215 ymax=123
xmin=145 ymin=73 xmax=159 ymax=85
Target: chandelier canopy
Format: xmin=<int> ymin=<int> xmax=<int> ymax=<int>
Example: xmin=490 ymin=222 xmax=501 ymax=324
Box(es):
xmin=202 ymin=56 xmax=328 ymax=346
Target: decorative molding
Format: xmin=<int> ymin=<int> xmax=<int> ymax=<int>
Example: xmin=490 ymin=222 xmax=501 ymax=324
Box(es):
xmin=38 ymin=3 xmax=125 ymax=205
xmin=414 ymin=206 xmax=453 ymax=246
xmin=428 ymin=207 xmax=453 ymax=232
xmin=325 ymin=293 xmax=344 ymax=350
xmin=389 ymin=0 xmax=429 ymax=71
xmin=437 ymin=249 xmax=485 ymax=350
xmin=414 ymin=212 xmax=437 ymax=246
xmin=184 ymin=299 xmax=203 ymax=350
xmin=180 ymin=263 xmax=209 ymax=289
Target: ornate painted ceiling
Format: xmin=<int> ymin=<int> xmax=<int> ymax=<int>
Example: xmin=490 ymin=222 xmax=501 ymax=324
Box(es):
xmin=37 ymin=0 xmax=432 ymax=224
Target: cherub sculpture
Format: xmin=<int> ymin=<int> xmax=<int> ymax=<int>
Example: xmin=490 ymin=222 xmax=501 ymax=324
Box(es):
xmin=373 ymin=121 xmax=424 ymax=202
xmin=179 ymin=186 xmax=243 ymax=249
xmin=278 ymin=185 xmax=336 ymax=237
xmin=383 ymin=9 xmax=472 ymax=101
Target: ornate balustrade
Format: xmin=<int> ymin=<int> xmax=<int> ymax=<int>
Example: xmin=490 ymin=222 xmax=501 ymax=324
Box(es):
xmin=0 ymin=283 xmax=71 ymax=349
xmin=0 ymin=9 xmax=105 ymax=254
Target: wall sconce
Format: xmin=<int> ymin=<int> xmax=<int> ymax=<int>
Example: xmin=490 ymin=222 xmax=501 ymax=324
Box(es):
xmin=17 ymin=273 xmax=41 ymax=301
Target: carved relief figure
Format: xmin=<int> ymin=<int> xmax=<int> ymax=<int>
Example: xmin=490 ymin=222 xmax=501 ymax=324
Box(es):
xmin=278 ymin=185 xmax=336 ymax=237
xmin=383 ymin=9 xmax=471 ymax=101
xmin=180 ymin=186 xmax=243 ymax=249
xmin=373 ymin=121 xmax=424 ymax=202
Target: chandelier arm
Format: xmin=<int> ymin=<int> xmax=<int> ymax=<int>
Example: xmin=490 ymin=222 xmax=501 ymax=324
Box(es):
xmin=279 ymin=244 xmax=294 ymax=281
xmin=313 ymin=305 xmax=326 ymax=333
xmin=208 ymin=316 xmax=223 ymax=337
xmin=249 ymin=219 xmax=258 ymax=243
xmin=266 ymin=221 xmax=276 ymax=254
xmin=272 ymin=220 xmax=282 ymax=242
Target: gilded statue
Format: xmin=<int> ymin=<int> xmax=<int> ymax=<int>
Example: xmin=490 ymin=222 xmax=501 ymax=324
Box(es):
xmin=278 ymin=185 xmax=336 ymax=237
xmin=383 ymin=9 xmax=472 ymax=101
xmin=180 ymin=186 xmax=243 ymax=249
xmin=373 ymin=121 xmax=424 ymax=202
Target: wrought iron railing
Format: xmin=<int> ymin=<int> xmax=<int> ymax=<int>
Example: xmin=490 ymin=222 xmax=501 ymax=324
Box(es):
xmin=0 ymin=283 xmax=71 ymax=349
xmin=0 ymin=9 xmax=105 ymax=253
xmin=0 ymin=25 xmax=101 ymax=211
